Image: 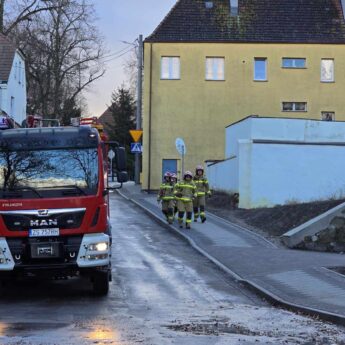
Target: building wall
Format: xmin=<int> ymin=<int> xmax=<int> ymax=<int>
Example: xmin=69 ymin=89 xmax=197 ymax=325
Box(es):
xmin=246 ymin=142 xmax=345 ymax=208
xmin=206 ymin=157 xmax=238 ymax=193
xmin=143 ymin=42 xmax=345 ymax=190
xmin=208 ymin=117 xmax=345 ymax=208
xmin=1 ymin=52 xmax=27 ymax=124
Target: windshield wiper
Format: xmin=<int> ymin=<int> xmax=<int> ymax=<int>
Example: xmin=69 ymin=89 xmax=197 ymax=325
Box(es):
xmin=60 ymin=185 xmax=88 ymax=196
xmin=11 ymin=186 xmax=43 ymax=198
xmin=1 ymin=190 xmax=23 ymax=198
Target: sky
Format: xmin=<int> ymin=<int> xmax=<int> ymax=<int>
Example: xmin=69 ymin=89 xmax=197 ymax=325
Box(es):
xmin=86 ymin=0 xmax=177 ymax=116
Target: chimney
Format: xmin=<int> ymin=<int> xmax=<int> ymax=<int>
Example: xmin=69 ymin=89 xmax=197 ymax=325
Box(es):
xmin=230 ymin=0 xmax=238 ymax=16
xmin=341 ymin=0 xmax=345 ymax=19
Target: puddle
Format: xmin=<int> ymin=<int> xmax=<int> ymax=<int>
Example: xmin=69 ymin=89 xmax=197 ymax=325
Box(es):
xmin=0 ymin=322 xmax=69 ymax=337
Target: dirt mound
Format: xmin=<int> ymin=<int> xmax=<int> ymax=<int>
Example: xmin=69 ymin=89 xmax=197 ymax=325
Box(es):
xmin=208 ymin=192 xmax=345 ymax=238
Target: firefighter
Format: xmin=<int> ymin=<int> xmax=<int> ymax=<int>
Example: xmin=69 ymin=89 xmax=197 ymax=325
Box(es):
xmin=193 ymin=165 xmax=211 ymax=223
xmin=157 ymin=172 xmax=175 ymax=224
xmin=174 ymin=171 xmax=197 ymax=229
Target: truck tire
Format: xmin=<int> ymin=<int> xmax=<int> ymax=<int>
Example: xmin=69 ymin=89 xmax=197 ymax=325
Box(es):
xmin=92 ymin=271 xmax=109 ymax=296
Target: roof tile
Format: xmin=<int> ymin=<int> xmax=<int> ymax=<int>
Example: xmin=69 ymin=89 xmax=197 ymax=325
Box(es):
xmin=146 ymin=0 xmax=345 ymax=43
xmin=0 ymin=33 xmax=16 ymax=81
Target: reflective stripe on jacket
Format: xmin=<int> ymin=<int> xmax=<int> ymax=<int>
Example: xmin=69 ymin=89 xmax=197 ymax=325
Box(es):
xmin=174 ymin=181 xmax=197 ymax=202
xmin=157 ymin=183 xmax=175 ymax=201
xmin=193 ymin=175 xmax=210 ymax=196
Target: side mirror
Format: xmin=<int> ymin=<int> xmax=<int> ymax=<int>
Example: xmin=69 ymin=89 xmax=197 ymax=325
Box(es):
xmin=115 ymin=147 xmax=127 ymax=171
xmin=117 ymin=171 xmax=128 ymax=183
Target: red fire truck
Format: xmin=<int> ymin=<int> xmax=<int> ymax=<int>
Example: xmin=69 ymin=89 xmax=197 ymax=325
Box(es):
xmin=0 ymin=119 xmax=127 ymax=295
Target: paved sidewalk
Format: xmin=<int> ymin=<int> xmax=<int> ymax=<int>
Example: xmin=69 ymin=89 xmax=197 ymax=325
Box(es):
xmin=117 ymin=183 xmax=345 ymax=323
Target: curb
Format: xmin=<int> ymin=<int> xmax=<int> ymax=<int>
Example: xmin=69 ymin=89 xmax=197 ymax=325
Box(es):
xmin=116 ymin=189 xmax=345 ymax=326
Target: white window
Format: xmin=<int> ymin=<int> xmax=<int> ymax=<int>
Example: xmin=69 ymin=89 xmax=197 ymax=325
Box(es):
xmin=10 ymin=96 xmax=15 ymax=117
xmin=321 ymin=111 xmax=335 ymax=121
xmin=161 ymin=57 xmax=180 ymax=80
xmin=282 ymin=58 xmax=306 ymax=68
xmin=282 ymin=102 xmax=307 ymax=112
xmin=321 ymin=59 xmax=334 ymax=82
xmin=18 ymin=61 xmax=22 ymax=84
xmin=205 ymin=57 xmax=225 ymax=80
xmin=254 ymin=58 xmax=267 ymax=81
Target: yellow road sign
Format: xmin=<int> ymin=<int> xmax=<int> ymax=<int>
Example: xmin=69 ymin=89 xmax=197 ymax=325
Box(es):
xmin=129 ymin=130 xmax=143 ymax=142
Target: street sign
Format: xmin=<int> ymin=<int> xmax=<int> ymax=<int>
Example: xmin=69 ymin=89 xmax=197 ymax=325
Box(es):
xmin=108 ymin=149 xmax=115 ymax=160
xmin=175 ymin=138 xmax=186 ymax=177
xmin=131 ymin=142 xmax=142 ymax=153
xmin=175 ymin=138 xmax=186 ymax=155
xmin=129 ymin=130 xmax=143 ymax=143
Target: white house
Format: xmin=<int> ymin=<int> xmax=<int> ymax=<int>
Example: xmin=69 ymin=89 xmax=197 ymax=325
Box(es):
xmin=0 ymin=33 xmax=26 ymax=125
xmin=207 ymin=116 xmax=345 ymax=209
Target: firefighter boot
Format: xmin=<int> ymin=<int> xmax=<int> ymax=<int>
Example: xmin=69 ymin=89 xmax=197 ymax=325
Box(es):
xmin=200 ymin=206 xmax=206 ymax=223
xmin=186 ymin=212 xmax=192 ymax=229
xmin=178 ymin=212 xmax=184 ymax=228
xmin=193 ymin=207 xmax=199 ymax=222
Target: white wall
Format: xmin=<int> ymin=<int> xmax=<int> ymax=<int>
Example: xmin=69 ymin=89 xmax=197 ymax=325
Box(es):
xmin=209 ymin=117 xmax=345 ymax=208
xmin=1 ymin=51 xmax=27 ymax=124
xmin=225 ymin=117 xmax=345 ymax=147
xmin=225 ymin=117 xmax=252 ymax=158
xmin=207 ymin=157 xmax=239 ymax=193
xmin=240 ymin=142 xmax=345 ymax=208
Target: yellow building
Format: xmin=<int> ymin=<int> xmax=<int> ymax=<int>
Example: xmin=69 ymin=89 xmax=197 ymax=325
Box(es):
xmin=142 ymin=0 xmax=345 ymax=190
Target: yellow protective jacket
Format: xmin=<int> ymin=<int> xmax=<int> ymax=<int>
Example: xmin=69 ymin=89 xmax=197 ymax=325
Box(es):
xmin=157 ymin=182 xmax=175 ymax=201
xmin=174 ymin=180 xmax=197 ymax=202
xmin=193 ymin=175 xmax=211 ymax=196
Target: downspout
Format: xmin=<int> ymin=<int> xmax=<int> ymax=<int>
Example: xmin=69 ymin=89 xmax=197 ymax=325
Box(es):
xmin=148 ymin=43 xmax=153 ymax=192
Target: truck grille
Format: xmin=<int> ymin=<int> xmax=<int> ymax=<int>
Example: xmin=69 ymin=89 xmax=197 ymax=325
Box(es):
xmin=0 ymin=209 xmax=85 ymax=231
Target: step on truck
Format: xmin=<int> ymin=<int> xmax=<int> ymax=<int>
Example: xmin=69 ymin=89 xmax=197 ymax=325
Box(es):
xmin=0 ymin=123 xmax=128 ymax=295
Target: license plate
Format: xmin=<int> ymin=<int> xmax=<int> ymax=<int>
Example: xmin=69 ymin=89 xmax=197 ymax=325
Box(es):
xmin=29 ymin=228 xmax=60 ymax=237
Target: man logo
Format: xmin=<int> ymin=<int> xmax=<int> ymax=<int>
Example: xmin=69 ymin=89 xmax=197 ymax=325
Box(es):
xmin=38 ymin=209 xmax=49 ymax=217
xmin=30 ymin=219 xmax=58 ymax=227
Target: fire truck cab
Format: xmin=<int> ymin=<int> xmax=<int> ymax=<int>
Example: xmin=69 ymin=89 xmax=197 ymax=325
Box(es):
xmin=0 ymin=121 xmax=127 ymax=295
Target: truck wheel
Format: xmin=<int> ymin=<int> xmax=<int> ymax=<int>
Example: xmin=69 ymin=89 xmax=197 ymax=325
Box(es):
xmin=92 ymin=271 xmax=109 ymax=296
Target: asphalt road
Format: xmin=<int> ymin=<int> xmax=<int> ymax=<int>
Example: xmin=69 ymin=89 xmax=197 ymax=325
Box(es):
xmin=0 ymin=193 xmax=344 ymax=345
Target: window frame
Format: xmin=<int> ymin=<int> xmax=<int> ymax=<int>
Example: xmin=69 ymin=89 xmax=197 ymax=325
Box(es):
xmin=321 ymin=58 xmax=335 ymax=83
xmin=321 ymin=111 xmax=335 ymax=121
xmin=282 ymin=58 xmax=306 ymax=69
xmin=253 ymin=58 xmax=267 ymax=81
xmin=160 ymin=56 xmax=181 ymax=80
xmin=282 ymin=102 xmax=307 ymax=112
xmin=205 ymin=57 xmax=225 ymax=81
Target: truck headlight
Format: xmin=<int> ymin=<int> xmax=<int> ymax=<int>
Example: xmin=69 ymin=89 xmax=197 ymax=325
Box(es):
xmin=88 ymin=242 xmax=108 ymax=252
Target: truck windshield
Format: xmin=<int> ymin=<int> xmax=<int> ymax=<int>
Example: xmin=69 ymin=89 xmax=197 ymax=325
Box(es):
xmin=0 ymin=148 xmax=99 ymax=198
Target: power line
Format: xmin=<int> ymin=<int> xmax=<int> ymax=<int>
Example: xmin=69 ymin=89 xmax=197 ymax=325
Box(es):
xmin=99 ymin=40 xmax=137 ymax=61
xmin=101 ymin=47 xmax=135 ymax=64
xmin=100 ymin=44 xmax=135 ymax=60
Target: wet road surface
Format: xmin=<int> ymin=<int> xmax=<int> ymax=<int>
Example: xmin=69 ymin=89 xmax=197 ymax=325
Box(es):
xmin=0 ymin=193 xmax=344 ymax=344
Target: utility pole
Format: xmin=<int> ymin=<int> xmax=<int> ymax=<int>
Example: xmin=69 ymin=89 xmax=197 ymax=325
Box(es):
xmin=134 ymin=34 xmax=143 ymax=185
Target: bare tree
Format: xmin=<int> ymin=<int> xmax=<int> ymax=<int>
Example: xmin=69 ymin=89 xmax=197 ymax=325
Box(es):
xmin=13 ymin=0 xmax=106 ymax=120
xmin=1 ymin=0 xmax=60 ymax=34
xmin=123 ymin=49 xmax=138 ymax=96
